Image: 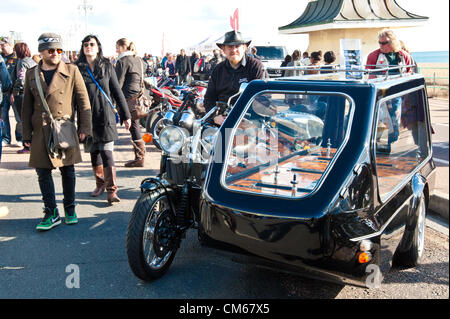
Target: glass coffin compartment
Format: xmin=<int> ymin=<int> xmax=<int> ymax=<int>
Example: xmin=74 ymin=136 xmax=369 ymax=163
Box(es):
xmin=222 ymin=91 xmax=353 ymax=198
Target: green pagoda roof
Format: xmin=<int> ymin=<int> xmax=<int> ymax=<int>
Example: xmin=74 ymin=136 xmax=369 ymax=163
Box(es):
xmin=279 ymin=0 xmax=428 ymax=33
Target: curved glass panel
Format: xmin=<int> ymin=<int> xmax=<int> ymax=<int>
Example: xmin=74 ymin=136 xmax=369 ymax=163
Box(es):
xmin=223 ymin=91 xmax=352 ymax=198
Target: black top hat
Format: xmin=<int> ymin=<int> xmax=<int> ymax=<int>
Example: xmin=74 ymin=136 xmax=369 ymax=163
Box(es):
xmin=216 ymin=30 xmax=251 ymax=48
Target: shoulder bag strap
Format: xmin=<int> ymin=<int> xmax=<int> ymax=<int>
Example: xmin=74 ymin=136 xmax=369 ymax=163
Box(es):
xmin=34 ymin=67 xmax=54 ymax=122
xmin=86 ymin=66 xmax=119 ymax=123
xmin=86 ymin=66 xmax=116 ymax=111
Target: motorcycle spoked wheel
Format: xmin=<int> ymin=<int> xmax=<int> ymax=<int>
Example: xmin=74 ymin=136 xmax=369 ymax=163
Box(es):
xmin=126 ymin=190 xmax=178 ymax=280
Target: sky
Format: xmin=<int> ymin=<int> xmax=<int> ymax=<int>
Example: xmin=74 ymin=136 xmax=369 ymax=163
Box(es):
xmin=0 ymin=0 xmax=448 ymax=57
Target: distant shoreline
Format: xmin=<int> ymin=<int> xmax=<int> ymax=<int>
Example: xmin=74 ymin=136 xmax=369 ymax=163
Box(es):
xmin=417 ymin=62 xmax=449 ymax=66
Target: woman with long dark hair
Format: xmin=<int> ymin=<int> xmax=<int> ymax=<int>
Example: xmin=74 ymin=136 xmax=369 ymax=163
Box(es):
xmin=76 ymin=35 xmax=131 ymax=204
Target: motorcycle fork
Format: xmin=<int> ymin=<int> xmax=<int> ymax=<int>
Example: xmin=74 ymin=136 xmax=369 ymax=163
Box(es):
xmin=172 ymin=180 xmax=195 ymax=249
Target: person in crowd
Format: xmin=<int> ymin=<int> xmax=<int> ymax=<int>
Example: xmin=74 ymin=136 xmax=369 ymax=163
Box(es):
xmin=301 ymin=51 xmax=310 ymax=66
xmin=11 ymin=42 xmax=37 ymax=154
xmin=0 ymin=36 xmax=19 ymax=147
xmin=175 ymin=49 xmax=191 ymax=85
xmin=366 ymin=28 xmax=412 ymax=75
xmin=305 ymin=51 xmax=322 ymax=75
xmin=366 ymin=29 xmax=413 ymax=145
xmin=280 ymin=54 xmax=292 ymax=77
xmin=193 ymin=52 xmax=207 ymax=80
xmin=285 ymin=49 xmax=302 ymax=77
xmin=32 ymin=54 xmax=41 ymax=64
xmin=161 ymin=52 xmax=170 ymax=69
xmin=0 ymin=54 xmax=12 ymax=162
xmin=190 ymin=51 xmax=198 ymax=71
xmin=320 ymin=50 xmax=336 ymax=74
xmin=21 ymin=33 xmax=92 ymax=231
xmin=205 ymin=49 xmax=223 ymax=80
xmin=165 ymin=53 xmax=177 ymax=80
xmin=76 ymin=35 xmax=131 ymax=204
xmin=400 ymin=40 xmax=418 ymax=73
xmin=203 ymin=30 xmax=265 ymax=125
xmin=249 ymin=47 xmax=260 ymax=60
xmin=191 ymin=52 xmax=200 ymax=80
xmin=115 ymin=37 xmax=148 ymax=167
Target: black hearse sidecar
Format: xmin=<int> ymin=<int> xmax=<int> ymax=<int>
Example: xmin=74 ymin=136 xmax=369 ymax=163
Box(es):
xmin=200 ymin=69 xmax=436 ymax=287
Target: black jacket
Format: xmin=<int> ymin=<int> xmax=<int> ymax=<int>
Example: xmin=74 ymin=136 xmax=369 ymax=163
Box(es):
xmin=115 ymin=54 xmax=145 ymax=99
xmin=204 ymin=54 xmax=265 ymax=112
xmin=77 ymin=59 xmax=131 ymax=143
xmin=175 ymin=54 xmax=191 ymax=75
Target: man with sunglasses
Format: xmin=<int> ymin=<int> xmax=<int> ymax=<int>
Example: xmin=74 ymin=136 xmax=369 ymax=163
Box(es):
xmin=21 ymin=33 xmax=92 ymax=231
xmin=366 ymin=29 xmax=413 ymax=147
xmin=366 ymin=28 xmax=413 ymax=75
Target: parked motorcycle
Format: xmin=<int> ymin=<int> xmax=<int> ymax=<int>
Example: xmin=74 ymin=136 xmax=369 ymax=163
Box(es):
xmin=126 ymin=94 xmax=235 ymax=280
xmin=146 ymin=81 xmax=207 ymax=149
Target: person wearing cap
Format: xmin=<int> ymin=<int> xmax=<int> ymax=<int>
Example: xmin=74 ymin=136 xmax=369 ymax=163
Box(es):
xmin=203 ymin=30 xmax=265 ymax=125
xmin=21 ymin=33 xmax=92 ymax=231
xmin=0 ymin=36 xmax=19 ymax=147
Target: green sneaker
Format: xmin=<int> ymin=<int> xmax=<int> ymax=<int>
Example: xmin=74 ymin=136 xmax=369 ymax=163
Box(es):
xmin=65 ymin=209 xmax=78 ymax=225
xmin=36 ymin=208 xmax=61 ymax=231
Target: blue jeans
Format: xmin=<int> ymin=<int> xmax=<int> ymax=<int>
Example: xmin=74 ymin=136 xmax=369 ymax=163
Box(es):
xmin=1 ymin=95 xmax=22 ymax=144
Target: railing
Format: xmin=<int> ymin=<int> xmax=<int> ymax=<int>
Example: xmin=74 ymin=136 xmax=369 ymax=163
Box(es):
xmin=264 ymin=64 xmax=419 ymax=83
xmin=417 ymin=66 xmax=449 ymax=93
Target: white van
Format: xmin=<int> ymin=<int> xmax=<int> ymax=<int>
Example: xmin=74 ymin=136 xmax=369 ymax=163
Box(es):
xmin=252 ymin=45 xmax=288 ymax=77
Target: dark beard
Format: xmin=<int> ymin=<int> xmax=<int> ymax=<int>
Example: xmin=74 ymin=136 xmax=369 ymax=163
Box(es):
xmin=42 ymin=56 xmax=60 ymax=68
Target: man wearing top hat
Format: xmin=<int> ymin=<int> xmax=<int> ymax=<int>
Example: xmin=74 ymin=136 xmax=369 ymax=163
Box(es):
xmin=203 ymin=30 xmax=265 ymax=125
xmin=21 ymin=32 xmax=92 ymax=231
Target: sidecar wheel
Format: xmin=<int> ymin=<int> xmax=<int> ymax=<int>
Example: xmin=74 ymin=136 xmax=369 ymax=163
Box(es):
xmin=127 ymin=191 xmax=177 ymax=281
xmin=393 ymin=193 xmax=427 ymax=268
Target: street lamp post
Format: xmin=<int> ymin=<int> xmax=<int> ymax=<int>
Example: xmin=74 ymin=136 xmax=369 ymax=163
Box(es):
xmin=78 ymin=0 xmax=93 ymax=34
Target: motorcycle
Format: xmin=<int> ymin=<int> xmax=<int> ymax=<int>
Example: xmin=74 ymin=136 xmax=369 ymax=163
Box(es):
xmin=145 ymin=81 xmax=207 ymax=149
xmin=126 ymin=94 xmax=236 ymax=280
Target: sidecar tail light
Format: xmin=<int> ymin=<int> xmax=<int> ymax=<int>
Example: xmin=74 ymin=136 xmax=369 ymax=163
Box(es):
xmin=357 ymin=252 xmax=372 ymax=264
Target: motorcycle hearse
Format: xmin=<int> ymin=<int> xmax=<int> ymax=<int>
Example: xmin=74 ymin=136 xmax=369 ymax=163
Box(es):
xmin=126 ymin=64 xmax=436 ymax=288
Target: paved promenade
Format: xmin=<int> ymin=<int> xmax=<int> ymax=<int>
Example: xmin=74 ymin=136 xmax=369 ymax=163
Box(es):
xmin=0 ymin=98 xmax=448 ymax=221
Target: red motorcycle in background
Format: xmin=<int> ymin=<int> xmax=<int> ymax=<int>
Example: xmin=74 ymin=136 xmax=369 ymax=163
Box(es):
xmin=144 ymin=78 xmax=208 ymax=149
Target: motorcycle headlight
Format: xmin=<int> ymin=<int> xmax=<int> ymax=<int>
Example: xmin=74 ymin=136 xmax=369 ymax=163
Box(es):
xmin=159 ymin=126 xmax=187 ymax=154
xmin=202 ymin=126 xmax=219 ymax=146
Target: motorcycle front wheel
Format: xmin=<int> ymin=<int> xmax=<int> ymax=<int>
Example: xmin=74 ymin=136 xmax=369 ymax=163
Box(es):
xmin=126 ymin=190 xmax=177 ymax=280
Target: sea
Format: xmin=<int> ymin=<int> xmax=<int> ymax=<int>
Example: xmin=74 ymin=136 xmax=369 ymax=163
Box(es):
xmin=410 ymin=51 xmax=449 ymax=63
